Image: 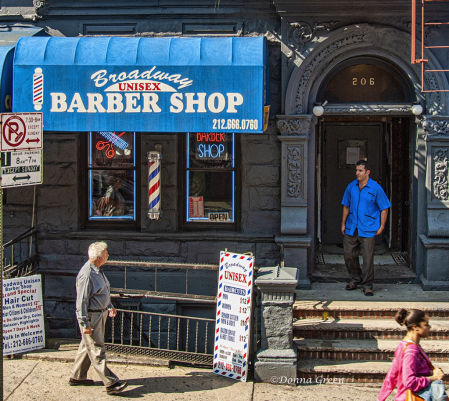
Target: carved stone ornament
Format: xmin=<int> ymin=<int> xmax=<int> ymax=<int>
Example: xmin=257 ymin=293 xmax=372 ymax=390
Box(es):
xmin=34 ymin=0 xmax=48 ymax=13
xmin=287 ymin=146 xmax=303 ymax=199
xmin=286 ymin=22 xmax=336 ymax=61
xmin=423 ymin=119 xmax=449 ymax=136
xmin=276 ymin=118 xmax=311 ymax=136
xmin=433 ymin=148 xmax=449 ymax=201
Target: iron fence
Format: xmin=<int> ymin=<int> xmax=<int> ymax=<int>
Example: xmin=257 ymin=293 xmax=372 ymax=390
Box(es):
xmin=69 ymin=259 xmax=261 ymax=368
xmin=3 ymin=227 xmax=39 ymax=279
xmin=104 ymin=308 xmax=215 ymax=365
xmin=105 ymin=260 xmax=218 ymax=304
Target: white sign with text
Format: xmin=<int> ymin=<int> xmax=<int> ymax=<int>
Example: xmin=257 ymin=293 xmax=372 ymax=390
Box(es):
xmin=0 ymin=149 xmax=43 ymax=188
xmin=213 ymin=251 xmax=254 ymax=382
xmin=3 ymin=275 xmax=45 ymax=355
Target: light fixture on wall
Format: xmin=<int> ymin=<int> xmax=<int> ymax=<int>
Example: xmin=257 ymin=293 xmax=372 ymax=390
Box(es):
xmin=313 ymin=100 xmax=328 ymax=117
xmin=411 ymin=103 xmax=423 ymax=116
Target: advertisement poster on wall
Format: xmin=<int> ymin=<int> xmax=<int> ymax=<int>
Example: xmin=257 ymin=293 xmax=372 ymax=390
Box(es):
xmin=213 ymin=251 xmax=254 ymax=382
xmin=3 ymin=274 xmax=45 ymax=355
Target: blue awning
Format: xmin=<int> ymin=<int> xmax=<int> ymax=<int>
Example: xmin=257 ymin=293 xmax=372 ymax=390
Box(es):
xmin=13 ymin=36 xmax=269 ymax=133
xmin=0 ymin=26 xmax=44 ymax=113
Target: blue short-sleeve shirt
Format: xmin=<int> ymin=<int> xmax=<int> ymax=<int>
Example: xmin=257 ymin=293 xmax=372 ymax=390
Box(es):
xmin=341 ymin=178 xmax=392 ymax=238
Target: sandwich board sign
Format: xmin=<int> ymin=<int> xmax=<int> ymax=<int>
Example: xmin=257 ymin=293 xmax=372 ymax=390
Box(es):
xmin=213 ymin=251 xmax=254 ymax=382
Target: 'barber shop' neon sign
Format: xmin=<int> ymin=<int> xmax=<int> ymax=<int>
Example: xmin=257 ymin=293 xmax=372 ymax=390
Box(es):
xmin=195 ymin=132 xmax=228 ymax=160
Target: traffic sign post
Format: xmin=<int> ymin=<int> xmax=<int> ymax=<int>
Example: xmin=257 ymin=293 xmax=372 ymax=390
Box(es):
xmin=1 ymin=113 xmax=42 ymax=152
xmin=0 ymin=149 xmax=42 ymax=188
xmin=0 ymin=113 xmax=43 ymax=189
xmin=0 ymin=112 xmax=43 ymax=397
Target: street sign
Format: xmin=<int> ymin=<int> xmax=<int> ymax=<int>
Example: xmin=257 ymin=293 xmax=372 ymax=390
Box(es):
xmin=0 ymin=149 xmax=42 ymax=188
xmin=1 ymin=113 xmax=42 ymax=152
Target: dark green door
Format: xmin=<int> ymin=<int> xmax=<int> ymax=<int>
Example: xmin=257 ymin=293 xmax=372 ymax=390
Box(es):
xmin=322 ymin=122 xmax=382 ymax=244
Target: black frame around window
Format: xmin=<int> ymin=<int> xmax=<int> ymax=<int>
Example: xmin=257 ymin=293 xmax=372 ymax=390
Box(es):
xmin=79 ymin=132 xmax=141 ymax=229
xmin=178 ymin=132 xmax=240 ymax=231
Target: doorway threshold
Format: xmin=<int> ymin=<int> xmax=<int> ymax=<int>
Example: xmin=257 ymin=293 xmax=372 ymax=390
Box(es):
xmin=314 ymin=246 xmax=415 ymax=284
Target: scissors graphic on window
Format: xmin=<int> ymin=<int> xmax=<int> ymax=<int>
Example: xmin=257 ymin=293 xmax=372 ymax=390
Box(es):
xmin=96 ymin=132 xmax=126 ymax=159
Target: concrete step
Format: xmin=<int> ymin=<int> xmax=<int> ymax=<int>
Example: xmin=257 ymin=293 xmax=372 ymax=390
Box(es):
xmin=295 ymin=283 xmax=449 ymax=303
xmin=293 ymin=318 xmax=449 ymax=340
xmin=293 ymin=300 xmax=449 ymax=320
xmin=296 ymin=360 xmax=449 ymax=384
xmin=295 ymin=338 xmax=449 ymax=362
xmin=312 ymin=264 xmax=416 ymax=284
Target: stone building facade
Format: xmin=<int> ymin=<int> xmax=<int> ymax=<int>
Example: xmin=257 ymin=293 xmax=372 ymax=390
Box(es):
xmin=0 ymin=0 xmax=448 ymax=338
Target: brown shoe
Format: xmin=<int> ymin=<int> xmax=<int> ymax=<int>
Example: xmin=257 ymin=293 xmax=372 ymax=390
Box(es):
xmin=106 ymin=381 xmax=128 ymax=395
xmin=364 ymin=289 xmax=374 ymax=296
xmin=69 ymin=378 xmax=95 ymax=386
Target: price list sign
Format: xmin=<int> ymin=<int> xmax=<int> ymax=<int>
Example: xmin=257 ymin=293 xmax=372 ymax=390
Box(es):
xmin=213 ymin=251 xmax=254 ymax=382
xmin=2 ymin=275 xmax=45 ymax=355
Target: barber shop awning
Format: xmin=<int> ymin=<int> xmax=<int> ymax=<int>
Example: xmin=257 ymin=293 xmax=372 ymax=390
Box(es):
xmin=0 ymin=26 xmax=43 ymax=112
xmin=13 ymin=36 xmax=270 ymax=133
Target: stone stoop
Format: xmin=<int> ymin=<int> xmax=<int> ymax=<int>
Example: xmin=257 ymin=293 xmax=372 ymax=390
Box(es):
xmin=293 ymin=300 xmax=449 ymax=384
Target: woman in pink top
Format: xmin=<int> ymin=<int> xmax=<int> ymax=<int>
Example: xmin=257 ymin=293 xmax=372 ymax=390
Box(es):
xmin=378 ymin=309 xmax=446 ymax=401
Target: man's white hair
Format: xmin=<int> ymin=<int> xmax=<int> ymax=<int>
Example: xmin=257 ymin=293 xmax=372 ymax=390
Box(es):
xmin=88 ymin=242 xmax=108 ymax=260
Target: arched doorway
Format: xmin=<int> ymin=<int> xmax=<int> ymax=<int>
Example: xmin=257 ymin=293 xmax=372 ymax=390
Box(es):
xmin=318 ymin=59 xmax=413 ymax=251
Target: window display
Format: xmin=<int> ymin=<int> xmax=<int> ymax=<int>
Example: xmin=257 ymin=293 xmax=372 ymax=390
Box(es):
xmin=186 ymin=132 xmax=235 ymax=223
xmin=88 ymin=131 xmax=136 ymax=220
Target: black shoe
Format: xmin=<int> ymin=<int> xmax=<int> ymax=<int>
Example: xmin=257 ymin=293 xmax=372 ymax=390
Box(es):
xmin=345 ymin=282 xmax=358 ymax=291
xmin=106 ymin=381 xmax=128 ymax=395
xmin=364 ymin=289 xmax=374 ymax=296
xmin=69 ymin=378 xmax=95 ymax=386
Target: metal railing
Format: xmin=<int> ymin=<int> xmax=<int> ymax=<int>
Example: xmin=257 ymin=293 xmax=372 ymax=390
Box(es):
xmin=71 ymin=259 xmax=261 ymax=368
xmin=3 ymin=227 xmax=39 ymax=279
xmin=105 ymin=260 xmax=218 ymax=304
xmin=105 ymin=308 xmax=215 ymax=365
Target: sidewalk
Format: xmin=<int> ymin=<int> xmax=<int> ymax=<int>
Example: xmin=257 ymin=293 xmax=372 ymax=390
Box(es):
xmin=3 ymin=343 xmax=394 ymax=401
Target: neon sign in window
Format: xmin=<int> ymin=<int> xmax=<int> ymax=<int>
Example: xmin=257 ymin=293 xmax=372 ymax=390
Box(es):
xmin=186 ymin=132 xmax=235 ymax=223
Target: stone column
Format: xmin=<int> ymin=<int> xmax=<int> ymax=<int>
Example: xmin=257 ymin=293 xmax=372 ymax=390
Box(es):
xmin=254 ymin=265 xmax=298 ymax=385
xmin=420 ymin=117 xmax=449 ymax=290
xmin=275 ymin=115 xmax=314 ymax=289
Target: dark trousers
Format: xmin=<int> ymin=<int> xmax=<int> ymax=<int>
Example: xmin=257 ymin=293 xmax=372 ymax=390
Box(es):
xmin=343 ymin=229 xmax=376 ymax=290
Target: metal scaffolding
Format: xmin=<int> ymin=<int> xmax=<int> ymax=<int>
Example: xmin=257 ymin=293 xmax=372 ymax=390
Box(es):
xmin=411 ymin=0 xmax=449 ymax=92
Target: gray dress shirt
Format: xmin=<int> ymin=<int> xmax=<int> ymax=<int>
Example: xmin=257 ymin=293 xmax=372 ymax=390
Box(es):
xmin=75 ymin=260 xmax=113 ymax=328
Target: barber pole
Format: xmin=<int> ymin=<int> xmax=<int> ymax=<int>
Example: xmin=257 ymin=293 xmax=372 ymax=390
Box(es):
xmin=33 ymin=68 xmax=43 ymax=111
xmin=148 ymin=151 xmax=162 ymax=219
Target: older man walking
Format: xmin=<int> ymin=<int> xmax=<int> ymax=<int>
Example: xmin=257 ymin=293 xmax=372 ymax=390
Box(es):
xmin=69 ymin=241 xmax=128 ymax=395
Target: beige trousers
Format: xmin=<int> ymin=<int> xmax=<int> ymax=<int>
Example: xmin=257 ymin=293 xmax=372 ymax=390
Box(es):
xmin=71 ymin=310 xmax=119 ymax=387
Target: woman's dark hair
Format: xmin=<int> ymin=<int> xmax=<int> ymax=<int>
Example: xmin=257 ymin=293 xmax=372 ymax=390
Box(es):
xmin=395 ymin=308 xmax=427 ymax=330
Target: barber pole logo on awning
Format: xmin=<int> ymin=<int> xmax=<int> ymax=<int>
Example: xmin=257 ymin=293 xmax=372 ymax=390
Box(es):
xmin=33 ymin=68 xmax=43 ymax=111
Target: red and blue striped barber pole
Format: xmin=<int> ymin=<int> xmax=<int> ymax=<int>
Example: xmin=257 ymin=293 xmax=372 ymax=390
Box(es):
xmin=33 ymin=68 xmax=43 ymax=111
xmin=147 ymin=150 xmax=162 ymax=220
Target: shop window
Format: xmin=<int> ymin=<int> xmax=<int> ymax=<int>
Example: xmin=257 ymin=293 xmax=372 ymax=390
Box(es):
xmin=181 ymin=132 xmax=239 ymax=229
xmin=86 ymin=131 xmax=138 ymax=223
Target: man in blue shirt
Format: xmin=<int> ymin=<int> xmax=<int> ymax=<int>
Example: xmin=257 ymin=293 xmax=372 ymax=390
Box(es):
xmin=341 ymin=160 xmax=391 ymax=296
